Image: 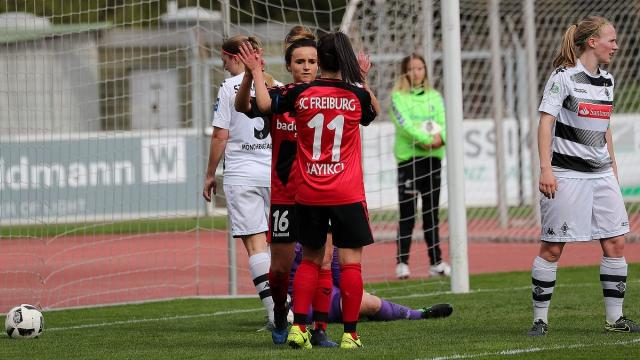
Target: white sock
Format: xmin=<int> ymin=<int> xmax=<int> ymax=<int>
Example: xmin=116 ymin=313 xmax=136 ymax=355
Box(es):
xmin=600 ymin=256 xmax=627 ymax=324
xmin=531 ymin=256 xmax=557 ymax=324
xmin=249 ymin=252 xmax=274 ymax=324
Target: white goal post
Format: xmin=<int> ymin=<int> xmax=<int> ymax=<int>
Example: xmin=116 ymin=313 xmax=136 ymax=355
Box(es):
xmin=440 ymin=0 xmax=469 ymax=293
xmin=338 ymin=0 xmax=469 ymax=293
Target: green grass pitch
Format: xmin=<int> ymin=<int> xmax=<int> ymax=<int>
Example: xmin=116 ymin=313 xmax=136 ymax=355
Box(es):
xmin=3 ymin=265 xmax=639 ymax=359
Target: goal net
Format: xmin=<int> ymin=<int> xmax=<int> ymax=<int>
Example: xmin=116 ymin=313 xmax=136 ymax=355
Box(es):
xmin=1 ymin=0 xmax=639 ymax=311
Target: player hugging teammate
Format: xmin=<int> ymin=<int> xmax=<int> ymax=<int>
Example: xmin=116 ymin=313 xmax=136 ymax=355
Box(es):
xmin=235 ymin=26 xmax=340 ymax=347
xmin=242 ymin=30 xmax=380 ymax=349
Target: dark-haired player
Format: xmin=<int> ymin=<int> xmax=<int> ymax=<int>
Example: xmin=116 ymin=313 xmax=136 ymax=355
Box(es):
xmin=250 ymin=31 xmax=380 ymax=349
xmin=235 ymin=27 xmax=337 ymax=347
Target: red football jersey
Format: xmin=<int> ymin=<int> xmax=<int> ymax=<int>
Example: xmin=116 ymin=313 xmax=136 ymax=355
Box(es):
xmin=272 ymin=78 xmax=376 ymax=205
xmin=269 ymin=111 xmax=298 ymax=204
xmin=246 ymin=88 xmax=299 ymax=204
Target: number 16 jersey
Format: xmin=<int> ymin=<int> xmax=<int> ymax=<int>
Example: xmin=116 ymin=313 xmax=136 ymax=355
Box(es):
xmin=271 ymin=78 xmax=376 ymax=205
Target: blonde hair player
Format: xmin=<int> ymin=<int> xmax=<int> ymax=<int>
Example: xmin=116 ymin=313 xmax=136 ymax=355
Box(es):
xmin=528 ymin=16 xmax=637 ymax=336
xmin=202 ymin=35 xmax=276 ymax=329
xmin=389 ymin=53 xmax=449 ymax=280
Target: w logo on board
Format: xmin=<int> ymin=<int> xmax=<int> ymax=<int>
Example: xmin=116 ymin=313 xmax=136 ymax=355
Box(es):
xmin=141 ymin=137 xmax=187 ymax=184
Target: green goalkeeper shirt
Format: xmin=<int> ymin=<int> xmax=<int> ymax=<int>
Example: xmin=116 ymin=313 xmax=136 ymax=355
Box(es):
xmin=389 ymin=87 xmax=446 ymax=163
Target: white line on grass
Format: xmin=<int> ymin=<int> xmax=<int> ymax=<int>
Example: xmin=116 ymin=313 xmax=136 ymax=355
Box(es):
xmin=386 ymin=286 xmax=529 ymax=300
xmin=419 ymin=338 xmax=640 ymax=360
xmin=385 ymin=279 xmax=640 ymax=301
xmin=47 ymin=307 xmax=263 ymax=331
xmin=45 ymin=280 xmax=640 ymax=333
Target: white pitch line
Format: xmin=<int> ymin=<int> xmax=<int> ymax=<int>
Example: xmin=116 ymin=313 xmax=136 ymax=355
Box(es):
xmin=420 ymin=338 xmax=640 ymax=360
xmin=384 ymin=279 xmax=640 ymax=301
xmin=42 ymin=279 xmax=640 ymax=333
xmin=385 ymin=286 xmax=531 ymax=300
xmin=47 ymin=307 xmax=263 ymax=331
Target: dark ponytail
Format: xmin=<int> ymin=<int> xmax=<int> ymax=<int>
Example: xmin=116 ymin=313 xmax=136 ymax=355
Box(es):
xmin=317 ymin=32 xmax=363 ymax=84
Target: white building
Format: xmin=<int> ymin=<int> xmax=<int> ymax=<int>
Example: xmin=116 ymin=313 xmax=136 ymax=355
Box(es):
xmin=0 ymin=12 xmax=108 ymax=135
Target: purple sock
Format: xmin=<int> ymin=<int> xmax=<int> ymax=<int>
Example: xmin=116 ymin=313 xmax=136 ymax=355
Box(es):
xmin=367 ymin=299 xmax=423 ymax=321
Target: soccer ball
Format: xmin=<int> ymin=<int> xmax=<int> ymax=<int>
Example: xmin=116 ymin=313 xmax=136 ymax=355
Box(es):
xmin=424 ymin=120 xmax=442 ymax=135
xmin=5 ymin=304 xmax=44 ymax=339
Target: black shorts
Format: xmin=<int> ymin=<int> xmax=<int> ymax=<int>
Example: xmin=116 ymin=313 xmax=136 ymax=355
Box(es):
xmin=268 ymin=204 xmax=297 ymax=244
xmin=296 ymin=201 xmax=374 ymax=249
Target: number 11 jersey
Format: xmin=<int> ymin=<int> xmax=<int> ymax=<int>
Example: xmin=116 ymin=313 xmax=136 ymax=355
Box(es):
xmin=271 ymin=78 xmax=376 ymax=205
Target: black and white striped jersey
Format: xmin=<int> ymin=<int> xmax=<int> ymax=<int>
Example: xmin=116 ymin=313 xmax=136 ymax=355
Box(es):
xmin=539 ymin=59 xmax=614 ymax=179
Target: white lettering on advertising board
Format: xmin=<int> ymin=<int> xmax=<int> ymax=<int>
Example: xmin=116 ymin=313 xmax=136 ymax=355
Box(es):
xmin=141 ymin=137 xmax=187 ymax=183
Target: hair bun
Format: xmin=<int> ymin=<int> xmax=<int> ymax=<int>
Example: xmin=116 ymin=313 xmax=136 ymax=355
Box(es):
xmin=285 ymin=26 xmax=315 ymax=45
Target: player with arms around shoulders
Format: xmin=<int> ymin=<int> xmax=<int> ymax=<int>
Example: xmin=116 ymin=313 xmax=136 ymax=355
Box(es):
xmin=235 ymin=26 xmax=338 ymax=347
xmin=528 ymin=16 xmax=638 ymax=336
xmin=202 ymin=35 xmax=276 ymax=328
xmin=249 ymin=31 xmax=380 ymax=349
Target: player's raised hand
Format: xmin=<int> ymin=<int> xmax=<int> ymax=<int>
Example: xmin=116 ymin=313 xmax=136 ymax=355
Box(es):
xmin=257 ymin=47 xmax=266 ymax=72
xmin=237 ymin=42 xmax=262 ymax=75
xmin=539 ymin=167 xmax=558 ymax=199
xmin=357 ymin=50 xmax=372 ymax=80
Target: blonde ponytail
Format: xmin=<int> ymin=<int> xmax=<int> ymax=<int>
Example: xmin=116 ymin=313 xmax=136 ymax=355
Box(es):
xmin=553 ymin=24 xmax=578 ymax=68
xmin=552 ymin=16 xmax=611 ymax=68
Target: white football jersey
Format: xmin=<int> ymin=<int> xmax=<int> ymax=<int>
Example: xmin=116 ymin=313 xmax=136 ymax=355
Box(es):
xmin=212 ymin=73 xmax=271 ymax=186
xmin=539 ymin=59 xmax=614 ymax=179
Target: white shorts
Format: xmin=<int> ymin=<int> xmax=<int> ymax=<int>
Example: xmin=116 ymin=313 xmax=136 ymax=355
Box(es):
xmin=540 ymin=175 xmax=629 ymax=242
xmin=224 ymin=184 xmax=270 ymax=237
